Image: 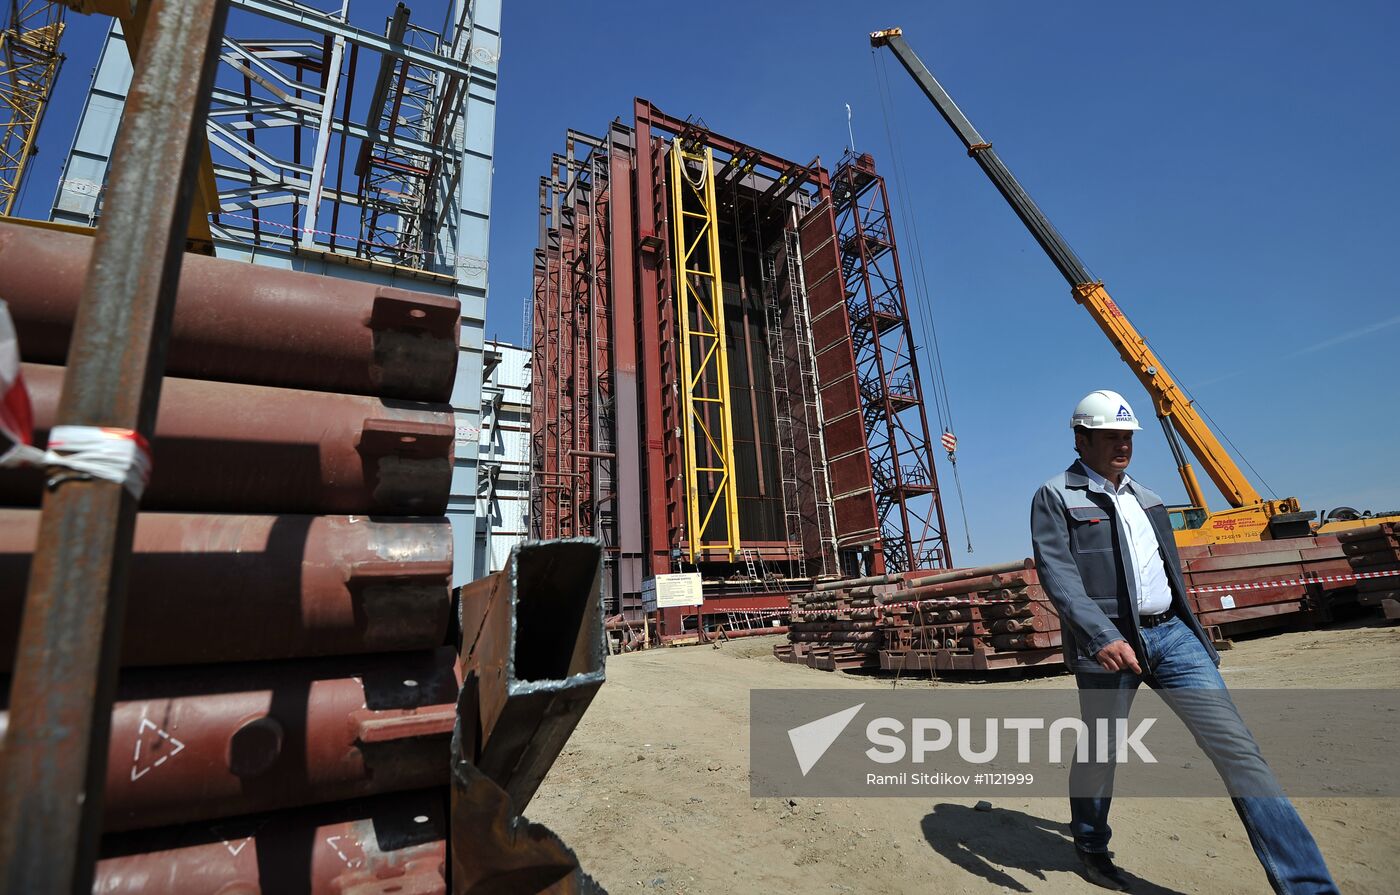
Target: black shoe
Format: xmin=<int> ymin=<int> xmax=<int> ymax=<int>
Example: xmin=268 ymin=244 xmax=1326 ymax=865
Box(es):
xmin=1075 ymin=847 xmax=1131 ymax=891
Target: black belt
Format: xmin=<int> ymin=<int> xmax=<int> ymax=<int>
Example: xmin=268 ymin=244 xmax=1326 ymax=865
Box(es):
xmin=1138 ymin=611 xmax=1174 ymax=628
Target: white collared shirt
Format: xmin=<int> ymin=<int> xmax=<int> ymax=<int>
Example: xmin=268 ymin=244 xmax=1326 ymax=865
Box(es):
xmin=1077 ymin=461 xmax=1174 ymax=616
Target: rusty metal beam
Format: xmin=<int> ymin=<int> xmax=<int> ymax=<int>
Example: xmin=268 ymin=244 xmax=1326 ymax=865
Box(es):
xmin=449 ymin=757 xmax=600 ymax=894
xmin=456 ymin=539 xmax=606 ymax=812
xmin=0 ymin=510 xmax=452 ymax=667
xmin=635 ymin=98 xmax=814 ymax=183
xmin=0 ymin=363 xmax=453 ymax=515
xmin=0 ymin=2 xmax=230 ymax=889
xmin=0 ymin=219 xmax=461 ymax=401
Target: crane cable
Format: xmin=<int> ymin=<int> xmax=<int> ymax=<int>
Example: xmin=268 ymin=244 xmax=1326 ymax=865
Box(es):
xmin=871 ymin=50 xmax=974 ymax=555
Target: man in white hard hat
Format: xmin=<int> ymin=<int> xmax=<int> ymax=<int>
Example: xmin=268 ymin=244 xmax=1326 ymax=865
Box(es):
xmin=1030 ymin=390 xmax=1336 ymax=893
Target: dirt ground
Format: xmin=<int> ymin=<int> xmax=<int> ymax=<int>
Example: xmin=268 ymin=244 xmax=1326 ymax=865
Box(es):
xmin=529 ymin=619 xmax=1400 ymax=894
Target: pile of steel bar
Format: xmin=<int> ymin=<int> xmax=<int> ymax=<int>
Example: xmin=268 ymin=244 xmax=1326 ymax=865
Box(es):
xmin=776 ymin=560 xmax=1065 ymax=673
xmin=773 ymin=587 xmax=887 ymax=672
xmin=877 ymin=561 xmax=1063 ymax=672
xmin=0 ymin=224 xmax=605 ymax=891
xmin=1339 ymin=522 xmax=1400 ymax=621
xmin=1178 ymin=534 xmax=1350 ymax=636
xmin=777 ymin=534 xmax=1373 ymax=678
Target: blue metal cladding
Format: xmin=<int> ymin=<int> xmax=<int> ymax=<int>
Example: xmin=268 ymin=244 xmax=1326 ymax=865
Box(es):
xmin=47 ymin=1 xmax=502 ymax=586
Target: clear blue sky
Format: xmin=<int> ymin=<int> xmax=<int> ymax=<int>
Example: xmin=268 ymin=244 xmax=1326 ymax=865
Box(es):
xmin=17 ymin=1 xmax=1400 ymax=564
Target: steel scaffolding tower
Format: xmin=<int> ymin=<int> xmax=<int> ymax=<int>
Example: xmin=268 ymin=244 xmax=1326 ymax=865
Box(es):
xmin=51 ymin=0 xmax=484 ymax=272
xmin=47 ymin=0 xmax=503 ymax=585
xmin=831 ymin=151 xmax=950 ymax=572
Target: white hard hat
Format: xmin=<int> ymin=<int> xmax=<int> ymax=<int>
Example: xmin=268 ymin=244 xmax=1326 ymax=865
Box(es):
xmin=1071 ymin=390 xmax=1142 ymax=431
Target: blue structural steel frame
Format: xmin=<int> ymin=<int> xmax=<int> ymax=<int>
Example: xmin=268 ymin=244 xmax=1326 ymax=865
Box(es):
xmin=831 ymin=151 xmax=950 ymax=572
xmin=44 ymin=0 xmax=501 ymax=585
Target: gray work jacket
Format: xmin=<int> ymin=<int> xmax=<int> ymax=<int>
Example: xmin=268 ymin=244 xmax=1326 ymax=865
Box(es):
xmin=1029 ymin=462 xmax=1219 ymax=674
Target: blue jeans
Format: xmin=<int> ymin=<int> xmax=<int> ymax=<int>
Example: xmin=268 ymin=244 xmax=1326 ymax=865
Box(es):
xmin=1070 ymin=616 xmax=1338 ymax=894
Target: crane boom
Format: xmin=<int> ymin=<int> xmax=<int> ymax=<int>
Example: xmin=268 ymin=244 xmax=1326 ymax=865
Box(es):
xmin=0 ymin=2 xmax=67 ymax=216
xmin=871 ymin=27 xmax=1288 ymax=517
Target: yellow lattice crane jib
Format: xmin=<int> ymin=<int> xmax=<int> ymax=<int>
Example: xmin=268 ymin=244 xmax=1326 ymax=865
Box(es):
xmin=669 ymin=143 xmax=740 ymax=562
xmin=0 ymin=2 xmax=67 ymax=217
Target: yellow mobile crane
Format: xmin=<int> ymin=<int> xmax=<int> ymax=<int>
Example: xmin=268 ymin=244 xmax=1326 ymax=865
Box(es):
xmin=870 ymin=27 xmax=1382 ymax=546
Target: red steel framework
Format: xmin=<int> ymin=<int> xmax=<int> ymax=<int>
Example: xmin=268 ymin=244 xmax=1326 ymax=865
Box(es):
xmin=633 ymin=99 xmax=890 ymax=584
xmin=530 ymin=99 xmax=950 ymax=632
xmin=530 ymin=132 xmax=620 ymax=598
xmin=831 ymin=152 xmax=951 ymax=571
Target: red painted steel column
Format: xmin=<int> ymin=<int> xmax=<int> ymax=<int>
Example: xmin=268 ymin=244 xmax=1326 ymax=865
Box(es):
xmin=633 ymin=101 xmax=672 ymax=581
xmin=585 ymin=139 xmax=617 ymax=609
xmin=609 ymin=122 xmax=645 ymax=610
xmin=633 ymin=103 xmax=677 ymax=636
xmin=544 ymin=177 xmax=561 ymax=538
xmin=530 ymin=178 xmax=550 ymax=538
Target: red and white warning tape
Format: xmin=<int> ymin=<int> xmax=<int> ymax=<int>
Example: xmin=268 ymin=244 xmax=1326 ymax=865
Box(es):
xmin=696 ymin=594 xmax=1030 ymax=619
xmin=0 ymin=299 xmax=32 ymax=462
xmin=1187 ymin=567 xmax=1400 ymax=594
xmin=0 ymin=300 xmax=153 ymax=497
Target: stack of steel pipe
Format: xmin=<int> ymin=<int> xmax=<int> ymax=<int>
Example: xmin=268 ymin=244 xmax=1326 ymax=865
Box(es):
xmin=774 ymin=559 xmax=1066 ymax=674
xmin=0 ymin=224 xmax=604 ymax=892
xmin=1338 ymin=522 xmax=1400 ymax=621
xmin=772 ymin=585 xmax=888 ymax=672
xmin=876 ymin=560 xmax=1064 ymax=673
xmin=1177 ymin=534 xmax=1349 ymax=636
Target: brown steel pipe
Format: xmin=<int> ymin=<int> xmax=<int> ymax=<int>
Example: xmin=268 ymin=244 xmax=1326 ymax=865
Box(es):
xmin=0 ymin=649 xmax=460 ymax=832
xmin=0 ymin=220 xmax=461 ymax=402
xmin=0 ymin=363 xmax=453 ymax=514
xmin=94 ymin=790 xmax=448 ymax=894
xmin=881 ymin=569 xmax=1037 ymax=603
xmin=0 ymin=510 xmax=452 ymax=668
xmin=818 ymin=562 xmax=1023 ymax=594
xmin=710 ymin=625 xmax=789 ymax=639
xmin=901 ymin=559 xmax=1033 ymax=586
xmin=815 ymin=571 xmax=907 ymax=591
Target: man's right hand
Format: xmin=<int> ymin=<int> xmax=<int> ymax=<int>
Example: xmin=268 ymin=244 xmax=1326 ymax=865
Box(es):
xmin=1095 ymin=639 xmax=1142 ymax=674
